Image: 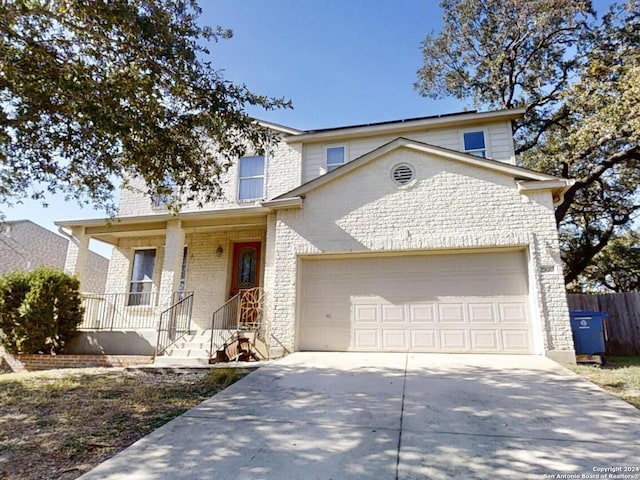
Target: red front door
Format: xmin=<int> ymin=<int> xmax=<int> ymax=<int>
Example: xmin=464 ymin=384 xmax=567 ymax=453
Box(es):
xmin=230 ymin=242 xmax=261 ymax=297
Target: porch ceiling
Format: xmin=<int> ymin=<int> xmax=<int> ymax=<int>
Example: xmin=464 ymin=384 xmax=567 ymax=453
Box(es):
xmin=56 ymin=207 xmax=269 ymax=245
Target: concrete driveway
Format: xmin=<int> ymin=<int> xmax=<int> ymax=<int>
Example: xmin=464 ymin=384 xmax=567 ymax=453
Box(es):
xmin=81 ymin=353 xmax=640 ymax=479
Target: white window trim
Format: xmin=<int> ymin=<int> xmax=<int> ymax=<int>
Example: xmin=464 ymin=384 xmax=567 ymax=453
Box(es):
xmin=325 ymin=144 xmax=348 ymax=173
xmin=237 ymin=154 xmax=267 ymax=202
xmin=461 ymin=129 xmax=489 ymax=158
xmin=127 ymin=247 xmax=157 ymax=307
xmin=263 ymin=152 xmax=269 ymax=199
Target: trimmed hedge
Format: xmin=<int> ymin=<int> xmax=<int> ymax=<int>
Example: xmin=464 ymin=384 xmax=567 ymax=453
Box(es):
xmin=0 ymin=268 xmax=83 ymax=354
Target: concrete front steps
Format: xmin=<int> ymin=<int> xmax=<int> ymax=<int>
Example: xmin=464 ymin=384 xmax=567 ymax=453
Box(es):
xmin=154 ymin=329 xmax=271 ymax=366
xmin=154 ymin=330 xmax=212 ymax=366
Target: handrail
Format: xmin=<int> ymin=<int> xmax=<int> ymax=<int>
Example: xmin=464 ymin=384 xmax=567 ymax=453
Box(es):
xmin=209 ymin=287 xmax=264 ymax=362
xmin=209 ymin=292 xmax=242 ymax=361
xmin=155 ymin=292 xmax=195 ymax=357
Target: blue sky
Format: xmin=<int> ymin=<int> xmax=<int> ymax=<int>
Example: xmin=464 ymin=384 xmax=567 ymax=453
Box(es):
xmin=205 ymin=0 xmax=459 ymax=129
xmin=2 ymin=0 xmax=617 ymax=257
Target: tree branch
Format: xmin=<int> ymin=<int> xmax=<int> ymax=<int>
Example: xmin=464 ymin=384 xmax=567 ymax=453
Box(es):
xmin=555 ymin=145 xmax=640 ymax=224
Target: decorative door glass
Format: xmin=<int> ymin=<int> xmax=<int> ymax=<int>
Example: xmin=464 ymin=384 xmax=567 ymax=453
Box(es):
xmin=237 ymin=247 xmax=257 ymax=289
xmin=231 ymin=242 xmax=261 ymax=297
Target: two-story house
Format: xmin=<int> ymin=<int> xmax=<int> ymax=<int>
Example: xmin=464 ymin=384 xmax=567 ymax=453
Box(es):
xmin=56 ymin=107 xmax=576 ymax=364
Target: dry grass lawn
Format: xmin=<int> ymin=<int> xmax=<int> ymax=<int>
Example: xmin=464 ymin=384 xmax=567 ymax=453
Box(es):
xmin=567 ymin=355 xmax=640 ymax=410
xmin=0 ymin=367 xmax=249 ymax=480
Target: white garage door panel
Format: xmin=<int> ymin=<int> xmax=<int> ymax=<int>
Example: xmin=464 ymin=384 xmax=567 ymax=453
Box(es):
xmin=470 ymin=330 xmax=499 ymax=350
xmin=440 ymin=304 xmax=465 ymax=322
xmin=469 ymin=303 xmax=496 ymax=323
xmin=382 ymin=305 xmax=405 ymax=323
xmin=298 ymin=251 xmax=533 ymax=353
xmin=502 ymin=330 xmax=531 ymax=351
xmin=382 ymin=329 xmax=408 ymax=349
xmin=500 ymin=303 xmax=528 ymax=323
xmin=353 ymin=329 xmax=378 ymax=349
xmin=410 ymin=304 xmax=436 ymax=322
xmin=411 ymin=330 xmax=437 ymax=349
xmin=440 ymin=330 xmax=468 ymax=350
xmin=354 ymin=304 xmax=378 ymax=323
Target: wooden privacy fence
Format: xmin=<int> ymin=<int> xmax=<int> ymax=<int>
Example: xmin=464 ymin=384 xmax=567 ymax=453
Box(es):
xmin=567 ymin=292 xmax=640 ymax=355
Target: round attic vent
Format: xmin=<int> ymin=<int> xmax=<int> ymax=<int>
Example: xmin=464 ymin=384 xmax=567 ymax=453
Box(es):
xmin=391 ymin=163 xmax=415 ymax=186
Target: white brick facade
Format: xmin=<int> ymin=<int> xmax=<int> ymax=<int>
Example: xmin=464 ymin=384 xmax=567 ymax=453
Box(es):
xmin=302 ymin=121 xmax=516 ymax=182
xmin=57 ymin=109 xmax=574 ymax=362
xmin=117 ymin=141 xmax=303 ymax=218
xmin=264 ymin=148 xmax=574 ymax=362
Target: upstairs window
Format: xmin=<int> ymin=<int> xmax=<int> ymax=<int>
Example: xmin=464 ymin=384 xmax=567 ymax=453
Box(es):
xmin=129 ymin=249 xmax=156 ymax=306
xmin=151 ymin=192 xmax=173 ymax=209
xmin=326 ymin=146 xmax=345 ymax=172
xmin=463 ymin=131 xmax=486 ymax=158
xmin=151 ymin=176 xmax=177 ymax=209
xmin=238 ymin=155 xmax=265 ymax=200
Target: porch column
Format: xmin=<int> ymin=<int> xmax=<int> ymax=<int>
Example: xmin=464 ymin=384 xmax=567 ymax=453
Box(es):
xmin=158 ymin=219 xmax=185 ymax=307
xmin=262 ymin=213 xmax=280 ymax=356
xmin=64 ymin=226 xmax=90 ymax=291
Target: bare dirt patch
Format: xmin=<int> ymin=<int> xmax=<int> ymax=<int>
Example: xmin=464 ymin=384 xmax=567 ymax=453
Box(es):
xmin=0 ymin=367 xmax=249 ymax=479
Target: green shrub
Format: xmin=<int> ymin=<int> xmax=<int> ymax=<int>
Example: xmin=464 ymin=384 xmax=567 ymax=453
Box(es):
xmin=0 ymin=270 xmax=32 ymax=353
xmin=0 ymin=268 xmax=83 ymax=354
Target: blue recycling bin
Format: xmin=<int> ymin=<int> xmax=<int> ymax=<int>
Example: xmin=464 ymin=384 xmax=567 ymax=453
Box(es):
xmin=570 ymin=310 xmax=608 ymax=356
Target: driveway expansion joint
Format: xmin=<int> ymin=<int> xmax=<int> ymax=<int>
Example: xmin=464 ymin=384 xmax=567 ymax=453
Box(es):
xmin=395 ymin=353 xmax=409 ymax=480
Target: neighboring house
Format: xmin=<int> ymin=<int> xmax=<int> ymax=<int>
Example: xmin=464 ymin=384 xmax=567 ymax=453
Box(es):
xmin=0 ymin=220 xmax=108 ymax=293
xmin=56 ymin=108 xmax=576 ymax=363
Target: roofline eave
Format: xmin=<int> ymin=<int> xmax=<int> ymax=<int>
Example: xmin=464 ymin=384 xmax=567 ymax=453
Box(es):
xmin=284 ymin=107 xmax=527 ymax=143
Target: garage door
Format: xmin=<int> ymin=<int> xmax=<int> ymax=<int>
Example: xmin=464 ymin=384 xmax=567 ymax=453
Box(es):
xmin=298 ymin=250 xmax=533 ymax=353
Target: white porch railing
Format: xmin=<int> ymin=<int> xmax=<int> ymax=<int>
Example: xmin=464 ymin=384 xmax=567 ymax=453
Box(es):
xmin=79 ymin=291 xmax=190 ymax=330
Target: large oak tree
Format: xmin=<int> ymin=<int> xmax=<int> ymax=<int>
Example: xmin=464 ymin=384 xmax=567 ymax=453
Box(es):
xmin=416 ymin=0 xmax=640 ymax=289
xmin=574 ymin=230 xmax=640 ymax=292
xmin=0 ymin=0 xmax=290 ymax=214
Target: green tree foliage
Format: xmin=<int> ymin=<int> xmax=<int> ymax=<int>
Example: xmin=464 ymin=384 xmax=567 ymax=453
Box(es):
xmin=0 ymin=0 xmax=290 ymax=213
xmin=571 ymin=231 xmax=640 ymax=292
xmin=416 ymin=0 xmax=640 ymax=287
xmin=0 ymin=267 xmax=83 ymax=354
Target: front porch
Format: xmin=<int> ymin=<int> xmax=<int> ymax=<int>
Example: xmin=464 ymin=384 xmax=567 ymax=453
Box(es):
xmin=72 ymin=287 xmax=268 ymax=365
xmin=56 ymin=208 xmax=273 ymax=363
